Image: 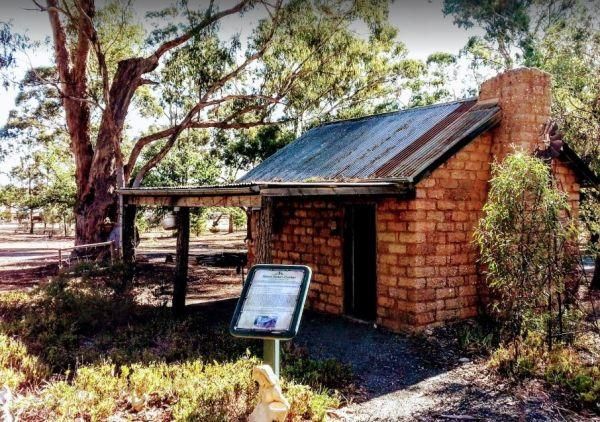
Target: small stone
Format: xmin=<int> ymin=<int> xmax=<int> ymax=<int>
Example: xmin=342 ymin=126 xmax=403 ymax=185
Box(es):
xmin=459 ymin=357 xmax=470 ymax=364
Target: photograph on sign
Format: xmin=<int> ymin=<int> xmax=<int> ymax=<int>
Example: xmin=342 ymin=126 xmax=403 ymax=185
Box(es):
xmin=230 ymin=265 xmax=311 ymax=339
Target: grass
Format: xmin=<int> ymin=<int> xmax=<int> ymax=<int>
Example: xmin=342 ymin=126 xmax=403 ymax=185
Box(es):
xmin=489 ymin=334 xmax=600 ymax=411
xmin=0 ymin=264 xmax=346 ymax=421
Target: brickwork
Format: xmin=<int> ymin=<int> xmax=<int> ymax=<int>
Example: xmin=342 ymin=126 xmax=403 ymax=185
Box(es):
xmin=376 ymin=133 xmax=493 ymax=331
xmin=553 ymin=160 xmax=581 ymax=216
xmin=479 ymin=67 xmax=552 ymax=159
xmin=245 ymin=68 xmax=584 ymax=332
xmin=248 ymin=199 xmax=345 ymax=314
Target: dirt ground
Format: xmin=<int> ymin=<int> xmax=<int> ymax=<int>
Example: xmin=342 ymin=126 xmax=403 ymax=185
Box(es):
xmin=296 ymin=312 xmax=596 ymax=421
xmin=0 ymin=222 xmax=245 ymax=301
xmin=1 ymin=222 xmax=598 ymax=421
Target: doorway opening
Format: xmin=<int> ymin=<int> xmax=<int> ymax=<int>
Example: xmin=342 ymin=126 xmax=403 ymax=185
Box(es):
xmin=343 ymin=204 xmax=377 ymax=321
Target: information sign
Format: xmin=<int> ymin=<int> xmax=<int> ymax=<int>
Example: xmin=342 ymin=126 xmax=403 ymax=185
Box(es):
xmin=230 ymin=264 xmax=312 ymax=340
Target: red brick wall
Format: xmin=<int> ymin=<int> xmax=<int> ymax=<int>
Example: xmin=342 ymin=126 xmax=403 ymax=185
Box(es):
xmin=376 ymin=133 xmax=494 ymax=331
xmin=479 ymin=67 xmax=552 ymax=160
xmin=553 ymin=160 xmax=581 ymax=216
xmin=247 ymin=199 xmax=345 ymax=314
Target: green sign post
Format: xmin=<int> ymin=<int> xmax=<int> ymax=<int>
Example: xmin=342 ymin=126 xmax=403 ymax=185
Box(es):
xmin=230 ymin=265 xmax=312 ymax=377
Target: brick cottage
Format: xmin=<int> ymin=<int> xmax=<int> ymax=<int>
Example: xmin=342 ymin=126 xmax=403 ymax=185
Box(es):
xmin=120 ymin=68 xmax=598 ymax=332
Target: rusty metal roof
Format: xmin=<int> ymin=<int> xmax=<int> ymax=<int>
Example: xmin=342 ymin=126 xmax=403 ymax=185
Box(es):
xmin=239 ymin=99 xmax=501 ymax=184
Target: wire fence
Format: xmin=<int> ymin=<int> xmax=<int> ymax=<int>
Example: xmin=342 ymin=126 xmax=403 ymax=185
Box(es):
xmin=58 ymin=241 xmax=116 ymax=270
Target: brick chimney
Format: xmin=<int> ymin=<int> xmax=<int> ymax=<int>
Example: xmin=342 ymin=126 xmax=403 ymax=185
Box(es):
xmin=478 ymin=68 xmax=552 ymax=161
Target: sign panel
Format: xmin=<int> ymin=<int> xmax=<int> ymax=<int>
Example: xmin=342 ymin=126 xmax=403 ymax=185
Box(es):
xmin=230 ymin=264 xmax=312 ymax=340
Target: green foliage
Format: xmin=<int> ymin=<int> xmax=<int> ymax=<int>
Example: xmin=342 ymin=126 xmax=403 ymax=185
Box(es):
xmin=0 ymin=269 xmax=344 ymax=420
xmin=213 ymin=125 xmax=296 ymax=174
xmin=536 ymin=3 xmax=600 ymax=174
xmin=455 ymin=321 xmax=498 ymax=355
xmin=143 ymin=0 xmax=425 ymax=180
xmin=474 ymin=151 xmax=580 ymax=350
xmin=283 ymin=382 xmax=340 ymax=421
xmin=0 ymin=21 xmax=29 ymax=89
xmin=1 ymin=67 xmax=75 ymax=231
xmin=0 ymin=334 xmax=49 ymax=390
xmin=443 ymin=0 xmax=575 ymax=69
xmin=13 ymin=358 xmax=260 ymax=421
xmin=406 ymin=52 xmax=463 ymax=107
xmin=282 ymin=344 xmax=353 ymax=391
xmin=141 ymin=130 xmax=220 ymax=188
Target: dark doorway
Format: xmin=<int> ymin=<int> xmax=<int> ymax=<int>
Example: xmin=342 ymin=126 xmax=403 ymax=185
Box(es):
xmin=343 ymin=204 xmax=377 ymax=321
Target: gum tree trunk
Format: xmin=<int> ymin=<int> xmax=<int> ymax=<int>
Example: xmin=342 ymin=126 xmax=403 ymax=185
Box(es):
xmin=255 ymin=196 xmax=273 ymax=264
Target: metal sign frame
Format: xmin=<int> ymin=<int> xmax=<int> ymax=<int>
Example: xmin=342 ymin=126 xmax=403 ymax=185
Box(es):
xmin=229 ymin=264 xmax=312 ymax=340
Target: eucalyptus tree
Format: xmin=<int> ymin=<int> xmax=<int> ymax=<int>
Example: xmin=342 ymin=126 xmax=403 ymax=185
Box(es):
xmin=442 ymin=0 xmax=576 ymax=69
xmin=212 ymin=125 xmax=295 ymax=179
xmin=536 ymin=5 xmax=600 ymax=289
xmin=36 ymin=0 xmax=418 ymax=247
xmin=0 ymin=21 xmax=29 ymax=90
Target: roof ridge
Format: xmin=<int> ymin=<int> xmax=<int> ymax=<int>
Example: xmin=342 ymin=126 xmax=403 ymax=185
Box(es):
xmin=317 ymin=97 xmax=477 ymax=128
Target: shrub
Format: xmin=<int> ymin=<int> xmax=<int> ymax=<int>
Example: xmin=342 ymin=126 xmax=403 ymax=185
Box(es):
xmin=0 ymin=271 xmax=342 ymax=420
xmin=0 ymin=334 xmax=49 ymax=390
xmin=11 ymin=355 xmax=338 ymax=421
xmin=491 ymin=342 xmax=600 ymax=411
xmin=282 ymin=343 xmax=354 ymax=391
xmin=474 ymin=151 xmax=580 ymax=354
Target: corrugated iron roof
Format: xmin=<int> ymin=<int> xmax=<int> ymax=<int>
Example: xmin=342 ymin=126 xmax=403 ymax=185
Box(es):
xmin=239 ymin=99 xmax=501 ymax=184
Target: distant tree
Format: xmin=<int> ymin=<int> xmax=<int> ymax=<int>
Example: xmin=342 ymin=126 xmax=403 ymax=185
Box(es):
xmin=406 ymin=52 xmax=463 ymax=107
xmin=140 ymin=130 xmax=220 ymax=188
xmin=1 ymin=67 xmax=75 ymax=234
xmin=30 ymin=0 xmax=418 ymax=248
xmin=212 ymin=126 xmax=295 ymax=179
xmin=442 ymin=0 xmax=575 ymax=69
xmin=0 ymin=21 xmax=28 ymax=89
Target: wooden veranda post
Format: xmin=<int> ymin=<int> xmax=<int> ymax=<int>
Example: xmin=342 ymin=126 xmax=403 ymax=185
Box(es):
xmin=122 ymin=204 xmax=137 ymax=288
xmin=173 ymin=207 xmax=190 ymax=317
xmin=255 ymin=196 xmax=273 ymax=264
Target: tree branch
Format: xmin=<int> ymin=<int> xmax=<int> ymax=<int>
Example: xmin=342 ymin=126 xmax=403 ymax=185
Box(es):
xmin=127 ymin=0 xmax=283 ymax=186
xmin=149 ymin=0 xmax=251 ymax=62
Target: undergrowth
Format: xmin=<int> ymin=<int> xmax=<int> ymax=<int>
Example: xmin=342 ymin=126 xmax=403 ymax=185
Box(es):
xmin=0 ymin=264 xmax=344 ymax=420
xmin=490 ymin=332 xmax=600 ymax=412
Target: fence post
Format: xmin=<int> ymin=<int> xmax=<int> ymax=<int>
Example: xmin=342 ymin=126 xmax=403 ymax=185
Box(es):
xmin=109 ymin=241 xmax=116 ymax=265
xmin=58 ymin=249 xmax=62 ymax=269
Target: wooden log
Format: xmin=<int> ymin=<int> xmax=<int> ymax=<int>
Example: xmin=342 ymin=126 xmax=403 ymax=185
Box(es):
xmin=255 ymin=196 xmax=273 ymax=264
xmin=173 ymin=207 xmax=190 ymax=317
xmin=195 ymin=252 xmax=248 ymax=268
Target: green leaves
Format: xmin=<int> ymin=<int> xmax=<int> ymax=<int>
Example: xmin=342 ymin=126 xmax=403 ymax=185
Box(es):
xmin=474 ymin=151 xmax=580 ymax=347
xmin=0 ymin=21 xmax=29 ymax=88
xmin=140 ymin=129 xmax=220 ymax=188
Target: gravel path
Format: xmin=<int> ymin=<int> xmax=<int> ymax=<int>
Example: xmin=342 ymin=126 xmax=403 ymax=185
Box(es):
xmin=294 ymin=312 xmax=594 ymax=421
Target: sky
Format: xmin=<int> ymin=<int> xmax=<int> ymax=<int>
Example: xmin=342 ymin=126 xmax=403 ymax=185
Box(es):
xmin=0 ymin=0 xmax=483 ymax=184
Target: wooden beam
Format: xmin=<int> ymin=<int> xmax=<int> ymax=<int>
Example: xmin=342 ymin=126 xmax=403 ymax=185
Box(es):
xmin=255 ymin=196 xmax=273 ymax=264
xmin=126 ymin=195 xmax=261 ymax=208
xmin=122 ymin=204 xmax=137 ymax=288
xmin=173 ymin=207 xmax=190 ymax=318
